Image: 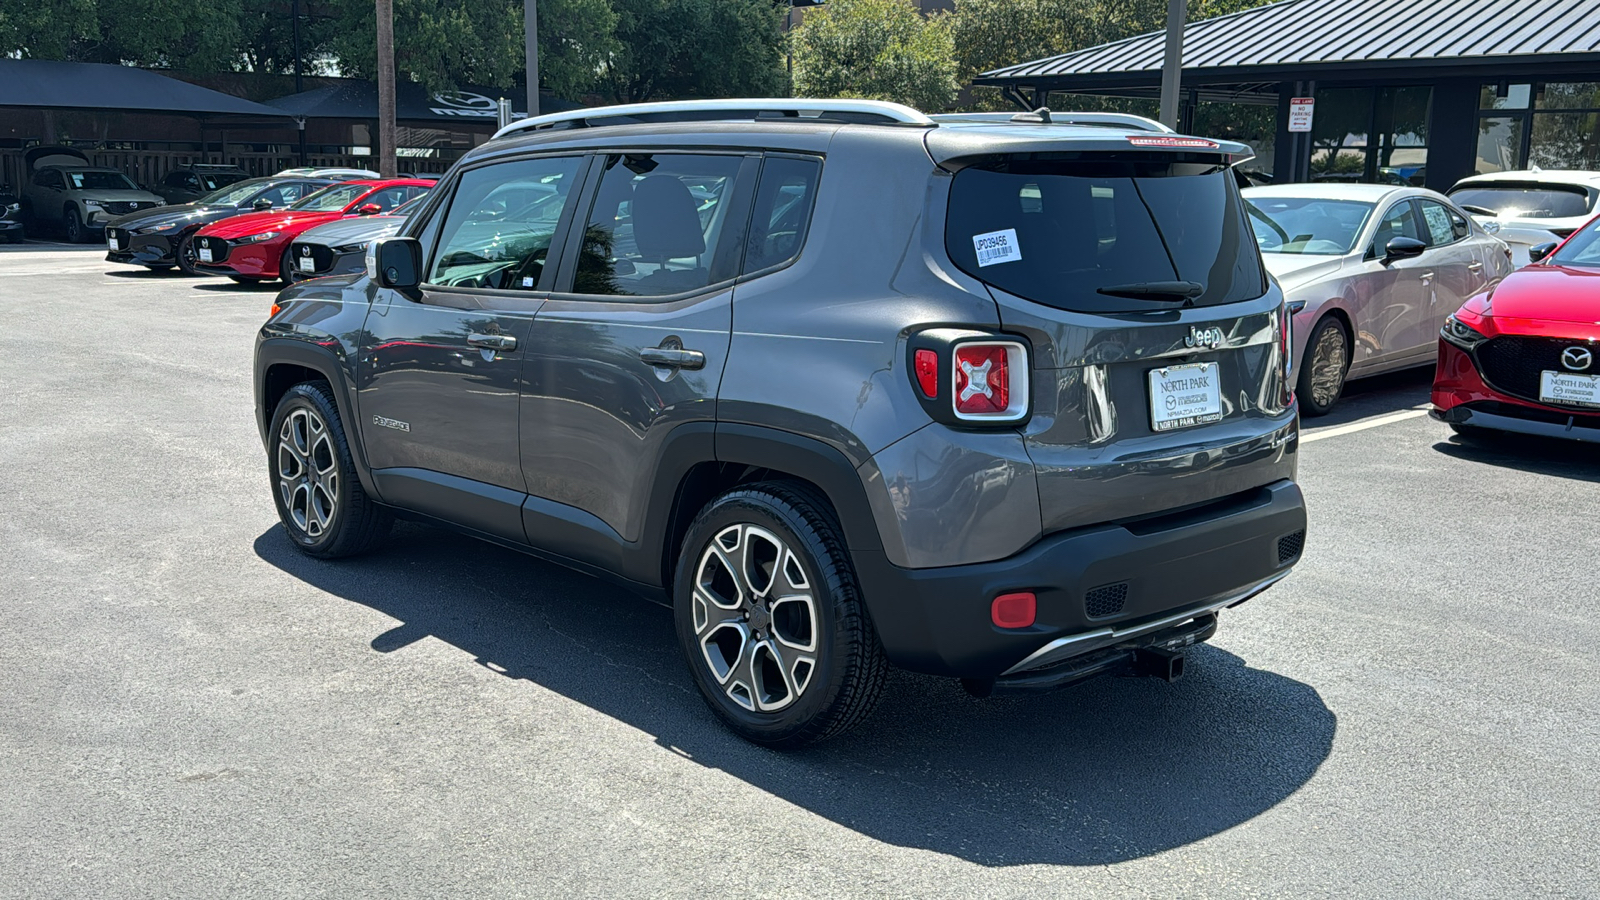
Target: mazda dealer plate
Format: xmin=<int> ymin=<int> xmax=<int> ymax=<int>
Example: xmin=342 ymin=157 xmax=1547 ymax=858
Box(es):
xmin=1540 ymin=370 xmax=1600 ymax=408
xmin=107 ymin=235 xmax=119 ymax=251
xmin=198 ymin=246 xmax=213 ymax=263
xmin=299 ymin=256 xmax=315 ymax=272
xmin=1149 ymin=362 xmax=1224 ymax=431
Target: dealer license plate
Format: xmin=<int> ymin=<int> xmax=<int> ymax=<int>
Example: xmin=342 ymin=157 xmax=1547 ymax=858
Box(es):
xmin=1149 ymin=362 xmax=1224 ymax=432
xmin=198 ymin=246 xmax=213 ymax=263
xmin=1540 ymin=370 xmax=1600 ymax=408
xmin=107 ymin=235 xmax=119 ymax=251
xmin=299 ymin=256 xmax=315 ymax=273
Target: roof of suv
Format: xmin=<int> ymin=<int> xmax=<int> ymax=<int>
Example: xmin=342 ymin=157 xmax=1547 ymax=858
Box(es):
xmin=472 ymin=98 xmax=1254 ymax=169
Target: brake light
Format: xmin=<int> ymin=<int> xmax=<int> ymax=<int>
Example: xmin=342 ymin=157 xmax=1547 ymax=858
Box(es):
xmin=914 ymin=349 xmax=939 ymax=398
xmin=992 ymin=592 xmax=1037 ymax=629
xmin=952 ymin=340 xmax=1029 ymax=422
xmin=1278 ymin=302 xmax=1294 ymax=408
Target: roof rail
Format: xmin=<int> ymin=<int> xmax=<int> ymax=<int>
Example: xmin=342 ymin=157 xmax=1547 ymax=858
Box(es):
xmin=492 ymin=98 xmax=935 ymax=141
xmin=928 ymin=110 xmax=1174 ymax=133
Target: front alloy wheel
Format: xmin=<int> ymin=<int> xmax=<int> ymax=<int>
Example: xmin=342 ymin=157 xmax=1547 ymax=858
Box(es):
xmin=276 ymin=406 xmax=340 ymax=540
xmin=1297 ymin=317 xmax=1350 ymax=416
xmin=267 ymin=381 xmax=391 ymax=558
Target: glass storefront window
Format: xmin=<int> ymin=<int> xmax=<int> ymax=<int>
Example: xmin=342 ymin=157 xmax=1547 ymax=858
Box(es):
xmin=1476 ymin=117 xmax=1523 ymax=174
xmin=1537 ymin=82 xmax=1600 ymax=110
xmin=1479 ymin=83 xmax=1532 ymax=110
xmin=1309 ymin=86 xmax=1429 ymax=184
xmin=1529 ymin=112 xmax=1600 ymax=169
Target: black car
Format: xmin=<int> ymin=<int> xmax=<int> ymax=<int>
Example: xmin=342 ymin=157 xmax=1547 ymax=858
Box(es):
xmin=0 ymin=187 xmax=23 ymax=243
xmin=155 ymin=165 xmax=250 ymax=205
xmin=105 ymin=176 xmax=333 ymax=274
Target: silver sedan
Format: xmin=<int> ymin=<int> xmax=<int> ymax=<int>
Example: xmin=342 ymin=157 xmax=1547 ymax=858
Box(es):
xmin=1244 ymin=184 xmax=1514 ymax=415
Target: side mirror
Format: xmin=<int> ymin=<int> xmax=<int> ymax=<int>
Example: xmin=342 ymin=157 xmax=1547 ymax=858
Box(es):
xmin=370 ymin=236 xmax=421 ymax=290
xmin=1384 ymin=236 xmax=1427 ymax=261
xmin=252 ymin=198 xmax=274 ymax=211
xmin=357 ymin=203 xmax=383 ymax=216
xmin=1528 ymin=241 xmax=1558 ymax=263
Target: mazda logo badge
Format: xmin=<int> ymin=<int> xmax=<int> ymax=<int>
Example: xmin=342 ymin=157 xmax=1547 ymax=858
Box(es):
xmin=1562 ymin=346 xmax=1593 ymax=371
xmin=301 ymin=246 xmax=311 ymax=256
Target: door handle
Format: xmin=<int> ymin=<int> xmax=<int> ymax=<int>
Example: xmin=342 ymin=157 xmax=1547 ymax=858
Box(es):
xmin=1419 ymin=271 xmax=1434 ymax=282
xmin=1467 ymin=261 xmax=1484 ymax=271
xmin=467 ymin=333 xmax=517 ymax=351
xmin=639 ymin=347 xmax=706 ymax=370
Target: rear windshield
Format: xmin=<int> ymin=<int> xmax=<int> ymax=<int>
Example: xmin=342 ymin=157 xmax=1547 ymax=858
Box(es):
xmin=945 ymin=156 xmax=1266 ymax=313
xmin=199 ymin=171 xmax=247 ymax=191
xmin=1447 ymin=185 xmax=1594 ymax=219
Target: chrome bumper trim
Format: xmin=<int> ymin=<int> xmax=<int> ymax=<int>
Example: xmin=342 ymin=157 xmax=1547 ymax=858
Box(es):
xmin=1000 ymin=572 xmax=1288 ymax=676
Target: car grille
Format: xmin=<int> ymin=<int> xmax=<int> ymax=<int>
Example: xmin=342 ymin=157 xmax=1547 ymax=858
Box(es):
xmin=1084 ymin=582 xmax=1128 ymax=619
xmin=196 ymin=235 xmax=232 ymax=262
xmin=1477 ymin=336 xmax=1600 ymax=405
xmin=291 ymin=242 xmax=335 ymax=274
xmin=104 ymin=201 xmax=156 ymax=215
xmin=1277 ymin=529 xmax=1306 ymax=566
xmin=107 ymin=227 xmax=131 ymax=248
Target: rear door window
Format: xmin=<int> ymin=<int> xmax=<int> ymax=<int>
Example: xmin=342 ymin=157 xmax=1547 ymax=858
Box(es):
xmin=743 ymin=155 xmax=821 ymax=274
xmin=571 ymin=153 xmax=749 ymax=297
xmin=1417 ymin=200 xmax=1459 ymax=246
xmin=945 ymin=157 xmax=1266 ymax=313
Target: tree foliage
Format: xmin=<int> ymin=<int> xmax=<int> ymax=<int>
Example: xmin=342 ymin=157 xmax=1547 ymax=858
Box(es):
xmin=791 ymin=0 xmax=960 ymax=112
xmin=601 ymin=0 xmax=785 ymax=104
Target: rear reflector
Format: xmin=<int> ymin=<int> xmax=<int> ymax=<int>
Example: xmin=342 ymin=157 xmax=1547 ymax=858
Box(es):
xmin=914 ymin=348 xmax=939 ymax=398
xmin=992 ymin=592 xmax=1036 ymax=629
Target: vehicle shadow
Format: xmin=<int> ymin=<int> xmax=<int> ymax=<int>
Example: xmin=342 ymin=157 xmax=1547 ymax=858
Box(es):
xmin=254 ymin=523 xmax=1336 ymax=867
xmin=191 ymin=280 xmax=283 ymax=292
xmin=1434 ymin=431 xmax=1600 ymax=483
xmin=1304 ymin=366 xmax=1433 ymax=431
xmin=103 ymin=268 xmax=196 ymax=279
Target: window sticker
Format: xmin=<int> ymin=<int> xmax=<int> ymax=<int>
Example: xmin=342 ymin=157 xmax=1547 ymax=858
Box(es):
xmin=973 ymin=228 xmax=1022 ymax=267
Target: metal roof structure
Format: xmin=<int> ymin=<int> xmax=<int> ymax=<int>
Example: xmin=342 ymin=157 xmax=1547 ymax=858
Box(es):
xmin=0 ymin=58 xmax=290 ymax=120
xmin=977 ymin=0 xmax=1600 ymax=92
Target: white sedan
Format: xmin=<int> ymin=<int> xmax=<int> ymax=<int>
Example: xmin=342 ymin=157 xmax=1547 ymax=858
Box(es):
xmin=1244 ymin=183 xmax=1514 ymax=415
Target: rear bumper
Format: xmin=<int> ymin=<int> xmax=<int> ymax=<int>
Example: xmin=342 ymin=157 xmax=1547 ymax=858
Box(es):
xmin=852 ymin=479 xmax=1306 ymax=679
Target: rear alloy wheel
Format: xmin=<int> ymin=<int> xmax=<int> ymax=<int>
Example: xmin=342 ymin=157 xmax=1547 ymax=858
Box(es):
xmin=269 ymin=381 xmax=392 ymax=558
xmin=63 ymin=207 xmax=85 ymax=243
xmin=174 ymin=232 xmax=201 ymax=275
xmin=674 ymin=482 xmax=886 ymax=748
xmin=1297 ymin=316 xmax=1350 ymax=416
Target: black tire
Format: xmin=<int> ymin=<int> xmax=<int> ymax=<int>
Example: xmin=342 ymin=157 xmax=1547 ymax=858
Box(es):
xmin=63 ymin=207 xmax=85 ymax=243
xmin=1296 ymin=316 xmax=1351 ymax=417
xmin=174 ymin=231 xmax=201 ymax=275
xmin=279 ymin=245 xmax=295 ymax=283
xmin=267 ymin=381 xmax=392 ymax=559
xmin=1 ymin=229 xmax=21 ymax=244
xmin=673 ymin=481 xmax=887 ymax=749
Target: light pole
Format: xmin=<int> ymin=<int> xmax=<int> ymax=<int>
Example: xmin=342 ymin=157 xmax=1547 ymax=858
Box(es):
xmin=525 ymin=0 xmax=540 ymax=118
xmin=1157 ymin=0 xmax=1185 ymax=129
xmin=376 ymin=0 xmax=396 ymax=177
xmin=293 ymin=0 xmax=306 ymax=165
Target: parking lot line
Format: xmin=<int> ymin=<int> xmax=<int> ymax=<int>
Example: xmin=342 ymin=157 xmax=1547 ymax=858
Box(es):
xmin=1301 ymin=406 xmax=1432 ymax=443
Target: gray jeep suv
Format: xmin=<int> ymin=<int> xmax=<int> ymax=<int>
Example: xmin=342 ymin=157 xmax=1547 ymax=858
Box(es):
xmin=253 ymin=99 xmax=1305 ymax=747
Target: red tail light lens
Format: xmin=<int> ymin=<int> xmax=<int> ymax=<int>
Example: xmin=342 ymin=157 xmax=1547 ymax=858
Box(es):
xmin=952 ymin=341 xmax=1029 ymax=422
xmin=914 ymin=349 xmax=939 ymax=398
xmin=992 ymin=592 xmax=1037 ymax=629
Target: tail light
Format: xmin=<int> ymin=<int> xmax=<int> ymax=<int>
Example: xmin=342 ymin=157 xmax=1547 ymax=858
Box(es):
xmin=1278 ymin=302 xmax=1295 ymax=408
xmin=991 ymin=592 xmax=1036 ymax=629
xmin=907 ymin=331 xmax=1031 ymax=426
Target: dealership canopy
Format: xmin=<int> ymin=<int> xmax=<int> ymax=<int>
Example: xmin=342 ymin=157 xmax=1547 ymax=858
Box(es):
xmin=0 ymin=58 xmax=290 ymax=120
xmin=266 ymin=80 xmax=581 ymax=126
xmin=977 ymin=0 xmax=1600 ymax=98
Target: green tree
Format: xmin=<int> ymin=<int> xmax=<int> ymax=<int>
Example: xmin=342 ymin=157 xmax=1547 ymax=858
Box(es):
xmin=791 ymin=0 xmax=960 ymax=112
xmin=600 ymin=0 xmax=785 ymax=104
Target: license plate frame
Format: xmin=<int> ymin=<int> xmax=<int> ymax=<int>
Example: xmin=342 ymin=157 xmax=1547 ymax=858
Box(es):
xmin=1539 ymin=369 xmax=1600 ymax=408
xmin=1149 ymin=362 xmax=1224 ymax=432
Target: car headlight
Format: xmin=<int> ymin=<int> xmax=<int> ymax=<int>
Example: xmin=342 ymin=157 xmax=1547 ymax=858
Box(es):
xmin=4 ymin=203 xmax=18 ymax=213
xmin=83 ymin=200 xmax=105 ymax=209
xmin=334 ymin=241 xmax=369 ymax=253
xmin=1442 ymin=314 xmax=1488 ymax=350
xmin=138 ymin=222 xmax=180 ymax=234
xmin=237 ymin=231 xmax=280 ymax=244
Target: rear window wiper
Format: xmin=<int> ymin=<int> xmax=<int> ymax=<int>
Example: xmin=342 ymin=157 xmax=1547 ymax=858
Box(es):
xmin=1095 ymin=281 xmax=1203 ymax=302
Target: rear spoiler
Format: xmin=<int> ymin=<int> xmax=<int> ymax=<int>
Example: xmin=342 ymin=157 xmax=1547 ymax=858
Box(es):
xmin=927 ymin=130 xmax=1256 ymax=173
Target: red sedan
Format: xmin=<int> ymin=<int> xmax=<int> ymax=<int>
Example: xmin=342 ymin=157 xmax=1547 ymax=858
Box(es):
xmin=1432 ymin=216 xmax=1600 ymax=443
xmin=192 ymin=178 xmax=432 ymax=283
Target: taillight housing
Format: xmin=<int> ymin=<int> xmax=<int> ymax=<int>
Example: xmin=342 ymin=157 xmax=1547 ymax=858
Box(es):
xmin=1278 ymin=301 xmax=1295 ymax=408
xmin=952 ymin=341 xmax=1028 ymax=422
xmin=906 ymin=330 xmax=1031 ymax=427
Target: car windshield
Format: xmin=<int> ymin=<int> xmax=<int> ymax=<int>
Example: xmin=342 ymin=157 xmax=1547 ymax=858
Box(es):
xmin=1549 ymin=218 xmax=1600 ymax=267
xmin=290 ymin=183 xmax=368 ymax=212
xmin=65 ymin=170 xmax=138 ymax=191
xmin=198 ymin=171 xmax=247 ymax=191
xmin=200 ymin=179 xmax=272 ymax=206
xmin=945 ymin=157 xmax=1266 ymax=313
xmin=1448 ymin=185 xmax=1594 ymax=219
xmin=1245 ymin=197 xmax=1375 ymax=255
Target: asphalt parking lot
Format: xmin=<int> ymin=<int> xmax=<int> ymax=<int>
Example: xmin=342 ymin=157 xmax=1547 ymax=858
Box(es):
xmin=2 ymin=241 xmax=1597 ymax=898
